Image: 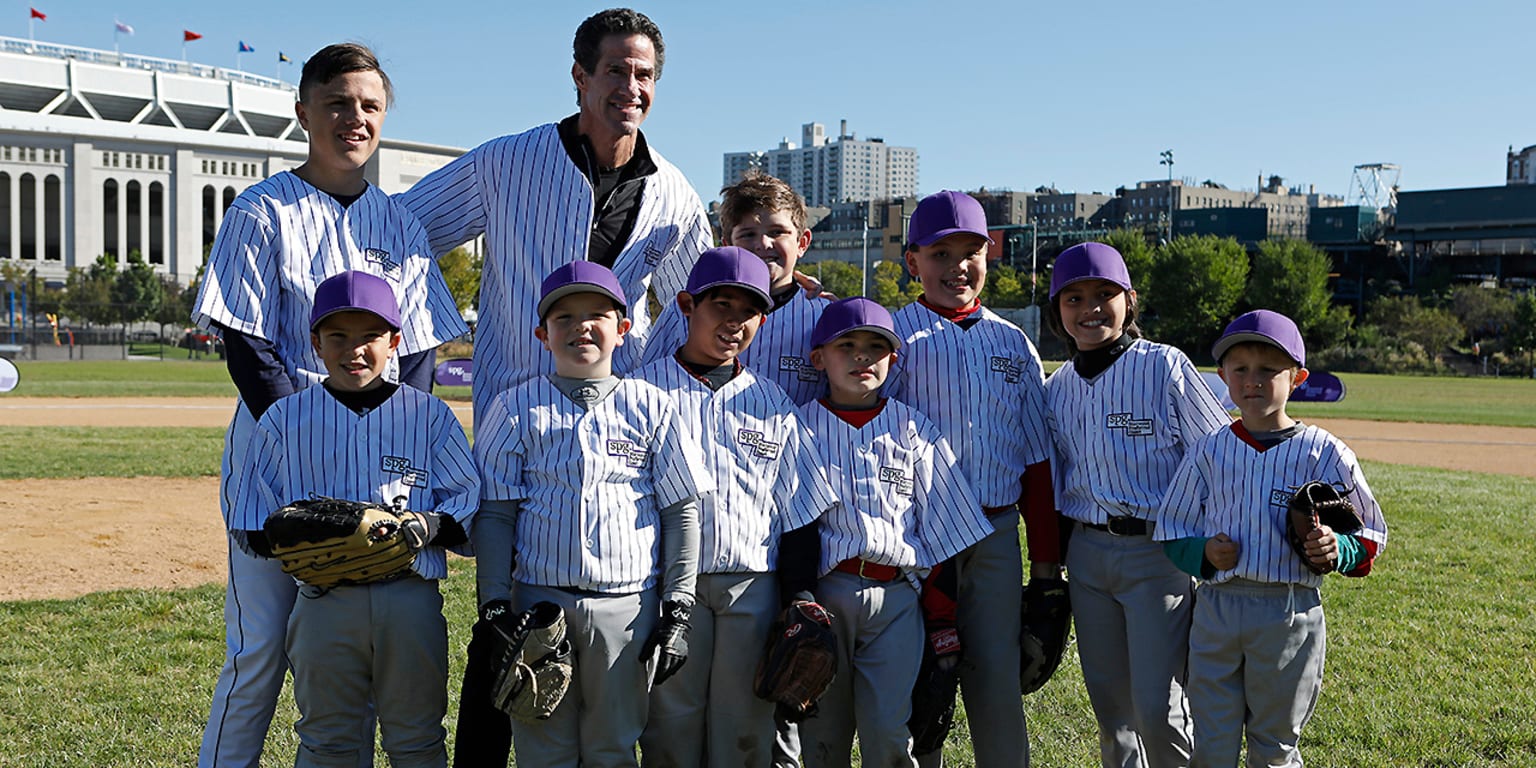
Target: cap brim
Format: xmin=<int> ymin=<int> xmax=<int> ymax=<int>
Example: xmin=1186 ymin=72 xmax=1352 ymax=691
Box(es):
xmin=1212 ymin=332 xmax=1300 ymax=365
xmin=310 ymin=307 xmax=400 ymax=331
xmin=537 ymin=284 xmax=627 ymax=319
xmin=690 ymin=280 xmax=771 ymax=310
xmin=817 ymin=324 xmax=901 ymax=349
xmin=911 ymin=227 xmax=994 ymax=247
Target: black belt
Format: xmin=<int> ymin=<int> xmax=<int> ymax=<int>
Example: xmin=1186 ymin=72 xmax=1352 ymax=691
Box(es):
xmin=1082 ymin=516 xmax=1152 ymax=536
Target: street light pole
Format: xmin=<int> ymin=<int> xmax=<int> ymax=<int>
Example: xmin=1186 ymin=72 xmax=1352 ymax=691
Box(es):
xmin=860 ymin=208 xmax=870 ymax=298
xmin=1159 ymin=149 xmax=1175 ymax=242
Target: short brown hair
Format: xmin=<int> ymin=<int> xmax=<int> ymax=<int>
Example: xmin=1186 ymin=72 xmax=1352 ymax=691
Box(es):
xmin=719 ymin=171 xmax=808 ymax=235
xmin=299 ymin=43 xmax=393 ymax=108
xmin=1045 ymin=289 xmax=1143 ymax=355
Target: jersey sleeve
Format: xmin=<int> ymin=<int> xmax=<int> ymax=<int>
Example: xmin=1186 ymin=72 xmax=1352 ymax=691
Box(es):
xmin=773 ymin=411 xmax=840 ymax=533
xmin=913 ymin=428 xmax=992 ymax=566
xmin=395 ymin=143 xmax=491 ymax=258
xmin=191 ymin=200 xmax=281 ymax=341
xmin=1016 ymin=335 xmax=1052 ymax=466
xmin=1324 ymin=439 xmax=1388 ymax=550
xmin=228 ymin=409 xmax=288 ymax=533
xmin=649 ymin=402 xmax=713 ymax=510
xmin=1154 ymin=439 xmax=1214 ymax=543
xmin=429 ymin=398 xmax=480 ymax=538
xmin=639 ymin=301 xmax=687 ymax=366
xmin=649 ymin=183 xmax=712 ymax=306
xmin=473 ymin=390 xmax=527 ymax=503
xmin=395 ymin=218 xmax=471 ymax=355
xmin=1169 ymin=351 xmax=1231 ymax=445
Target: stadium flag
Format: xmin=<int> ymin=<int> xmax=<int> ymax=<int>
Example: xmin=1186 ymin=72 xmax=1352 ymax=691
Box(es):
xmin=238 ymin=41 xmax=254 ymax=52
xmin=115 ymin=20 xmax=134 ymax=35
xmin=279 ymin=51 xmax=291 ymax=63
xmin=184 ymin=30 xmax=203 ymax=42
xmin=30 ymin=8 xmax=45 ymax=21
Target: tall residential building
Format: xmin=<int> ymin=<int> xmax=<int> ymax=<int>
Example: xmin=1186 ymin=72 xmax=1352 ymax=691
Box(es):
xmin=1508 ymin=144 xmax=1536 ymax=185
xmin=722 ymin=121 xmax=918 ymax=207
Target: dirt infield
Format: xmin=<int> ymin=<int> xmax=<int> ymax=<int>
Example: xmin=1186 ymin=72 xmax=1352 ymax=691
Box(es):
xmin=2 ymin=397 xmax=1532 ymax=602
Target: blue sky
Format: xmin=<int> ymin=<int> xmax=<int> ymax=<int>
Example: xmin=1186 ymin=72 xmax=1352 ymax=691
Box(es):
xmin=14 ymin=1 xmax=1532 ymax=203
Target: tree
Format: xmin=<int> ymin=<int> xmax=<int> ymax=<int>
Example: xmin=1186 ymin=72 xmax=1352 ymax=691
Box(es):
xmin=438 ymin=246 xmax=482 ymax=313
xmin=1245 ymin=239 xmax=1333 ymax=336
xmin=870 ymin=261 xmax=910 ymax=308
xmin=1448 ymin=285 xmax=1516 ymax=341
xmin=981 ymin=263 xmax=1028 ymax=308
xmin=112 ymin=251 xmax=164 ymax=323
xmin=1365 ymin=295 xmax=1463 ymax=360
xmin=153 ymin=276 xmax=191 ymax=331
xmin=805 ymin=259 xmax=862 ymax=301
xmin=1146 ymin=235 xmax=1249 ymax=359
xmin=1509 ymin=292 xmax=1536 ymax=372
xmin=1099 ymin=229 xmax=1155 ymax=291
xmin=62 ymin=258 xmax=117 ymax=326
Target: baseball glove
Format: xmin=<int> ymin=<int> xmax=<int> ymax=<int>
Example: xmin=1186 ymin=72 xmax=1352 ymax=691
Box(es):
xmin=488 ymin=601 xmax=575 ymax=723
xmin=908 ymin=631 xmax=961 ymax=757
xmin=753 ymin=601 xmax=838 ymax=722
xmin=1020 ymin=577 xmax=1071 ymax=695
xmin=263 ymin=497 xmax=419 ymax=588
xmin=1287 ymin=481 xmax=1365 ymax=575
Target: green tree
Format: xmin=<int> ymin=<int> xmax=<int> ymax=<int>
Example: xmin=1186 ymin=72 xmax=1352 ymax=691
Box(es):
xmin=870 ymin=261 xmax=910 ymax=308
xmin=112 ymin=251 xmax=164 ymax=323
xmin=1365 ymin=295 xmax=1464 ymax=360
xmin=805 ymin=259 xmax=862 ymax=300
xmin=982 ymin=263 xmax=1028 ymax=307
xmin=153 ymin=276 xmax=190 ymax=332
xmin=1146 ymin=234 xmax=1249 ymax=358
xmin=438 ymin=246 xmax=482 ymax=313
xmin=1245 ymin=239 xmax=1333 ymax=336
xmin=1508 ymin=292 xmax=1536 ymax=372
xmin=1448 ymin=285 xmax=1517 ymax=341
xmin=63 ymin=257 xmax=117 ymax=325
xmin=1100 ymin=229 xmax=1155 ymax=291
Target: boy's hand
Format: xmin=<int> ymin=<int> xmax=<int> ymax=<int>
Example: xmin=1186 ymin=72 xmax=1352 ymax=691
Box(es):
xmin=1205 ymin=533 xmax=1240 ymax=571
xmin=793 ymin=270 xmax=836 ymax=300
xmin=642 ymin=599 xmax=692 ymax=685
xmin=1304 ymin=526 xmax=1338 ymax=572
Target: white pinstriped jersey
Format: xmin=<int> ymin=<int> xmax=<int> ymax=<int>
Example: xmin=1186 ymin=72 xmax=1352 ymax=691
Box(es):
xmin=642 ymin=291 xmax=831 ymax=405
xmin=631 ymin=359 xmax=837 ymax=573
xmin=798 ymin=398 xmax=993 ymax=576
xmin=232 ymin=385 xmax=479 ymax=580
xmin=1046 ymin=339 xmax=1231 ymax=524
xmin=474 ymin=376 xmax=713 ymax=593
xmin=886 ymin=303 xmax=1052 ymax=507
xmin=191 ymin=170 xmax=468 ymax=385
xmin=395 ymin=123 xmax=712 ymax=421
xmin=1154 ymin=424 xmax=1388 ymax=588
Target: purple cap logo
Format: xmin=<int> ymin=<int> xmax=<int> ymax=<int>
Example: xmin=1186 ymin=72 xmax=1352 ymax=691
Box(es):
xmin=686 ymin=246 xmax=772 ymax=309
xmin=537 ymin=261 xmax=628 ymax=320
xmin=810 ymin=297 xmax=901 ymax=349
xmin=1049 ymin=242 xmax=1133 ymax=299
xmin=1212 ymin=309 xmax=1306 ymax=367
xmin=907 ymin=190 xmax=993 ymax=248
xmin=310 ymin=271 xmax=401 ymax=330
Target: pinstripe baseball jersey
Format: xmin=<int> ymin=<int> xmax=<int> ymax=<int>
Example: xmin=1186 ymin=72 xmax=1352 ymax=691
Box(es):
xmin=1046 ymin=339 xmax=1230 ymax=524
xmin=886 ymin=303 xmax=1052 ymax=507
xmin=473 ymin=376 xmax=713 ymax=593
xmin=631 ymin=359 xmax=837 ymax=573
xmin=642 ymin=290 xmax=831 ymax=405
xmin=1154 ymin=423 xmax=1388 ymax=588
xmin=231 ymin=384 xmax=479 ymax=580
xmin=798 ymin=398 xmax=993 ymax=576
xmin=396 ymin=123 xmax=712 ymax=420
xmin=192 ymin=170 xmax=468 ymax=386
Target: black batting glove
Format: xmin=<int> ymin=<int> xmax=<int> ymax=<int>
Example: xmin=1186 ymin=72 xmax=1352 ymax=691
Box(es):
xmin=481 ymin=599 xmax=526 ymax=647
xmin=641 ymin=599 xmax=692 ymax=685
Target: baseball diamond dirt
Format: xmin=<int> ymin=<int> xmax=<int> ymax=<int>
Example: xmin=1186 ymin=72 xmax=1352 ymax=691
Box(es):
xmin=1 ymin=395 xmax=1532 ymax=602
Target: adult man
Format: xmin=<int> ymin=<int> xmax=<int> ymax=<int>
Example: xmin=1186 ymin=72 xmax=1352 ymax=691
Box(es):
xmin=396 ymin=9 xmax=711 ymax=766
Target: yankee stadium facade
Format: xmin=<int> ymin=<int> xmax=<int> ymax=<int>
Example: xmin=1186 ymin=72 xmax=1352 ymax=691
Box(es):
xmin=0 ymin=35 xmax=463 ymax=287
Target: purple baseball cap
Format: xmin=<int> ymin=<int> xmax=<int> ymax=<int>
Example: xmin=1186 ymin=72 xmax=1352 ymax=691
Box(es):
xmin=1212 ymin=309 xmax=1306 ymax=367
xmin=686 ymin=246 xmax=772 ymax=310
xmin=810 ymin=297 xmax=901 ymax=349
xmin=907 ymin=190 xmax=993 ymax=248
xmin=537 ymin=261 xmax=628 ymax=320
xmin=310 ymin=270 xmax=400 ymax=330
xmin=1049 ymin=242 xmax=1133 ymax=299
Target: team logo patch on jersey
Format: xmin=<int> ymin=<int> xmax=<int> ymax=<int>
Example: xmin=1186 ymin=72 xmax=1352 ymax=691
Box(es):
xmin=779 ymin=355 xmax=822 ymax=382
xmin=363 ymin=248 xmax=400 ymax=276
xmin=1269 ymin=488 xmax=1293 ymax=507
xmin=989 ymin=355 xmax=1024 ymax=383
xmin=736 ymin=428 xmax=783 ymax=460
xmin=879 ymin=465 xmax=915 ymax=496
xmin=381 ymin=455 xmax=429 ymax=488
xmin=1106 ymin=412 xmax=1155 ymax=437
xmin=606 ymin=439 xmax=649 ymax=467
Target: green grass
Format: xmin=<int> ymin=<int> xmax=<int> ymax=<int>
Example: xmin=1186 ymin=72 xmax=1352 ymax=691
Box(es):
xmin=0 ymin=427 xmax=225 ymax=479
xmin=2 ymin=360 xmax=235 ymax=398
xmin=1 ymin=462 xmax=1532 ymax=766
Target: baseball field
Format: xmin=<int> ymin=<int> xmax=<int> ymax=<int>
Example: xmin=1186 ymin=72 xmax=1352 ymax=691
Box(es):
xmin=1 ymin=360 xmax=1533 ymax=766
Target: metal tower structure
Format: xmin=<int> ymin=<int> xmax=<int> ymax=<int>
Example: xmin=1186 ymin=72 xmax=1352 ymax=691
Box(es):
xmin=1348 ymin=163 xmax=1401 ymax=212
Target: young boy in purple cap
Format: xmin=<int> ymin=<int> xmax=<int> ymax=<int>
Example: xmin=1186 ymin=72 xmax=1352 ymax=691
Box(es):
xmin=1043 ymin=242 xmax=1229 ymax=768
xmin=886 ymin=189 xmax=1057 ymax=766
xmin=471 ymin=261 xmax=711 ymax=768
xmin=230 ymin=269 xmax=479 ymax=767
xmin=633 ymin=246 xmax=838 ymax=767
xmin=1155 ymin=309 xmax=1387 ymax=767
xmin=796 ymin=297 xmax=993 ymax=768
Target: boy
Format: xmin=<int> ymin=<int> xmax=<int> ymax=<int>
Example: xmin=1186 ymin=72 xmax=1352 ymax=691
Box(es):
xmin=231 ymin=270 xmax=479 ymax=767
xmin=643 ymin=171 xmax=829 ymax=404
xmin=472 ymin=261 xmax=712 ymax=768
xmin=191 ymin=43 xmax=467 ymax=768
xmin=796 ymin=297 xmax=993 ymax=768
xmin=633 ymin=246 xmax=838 ymax=767
xmin=886 ymin=190 xmax=1057 ymax=766
xmin=1155 ymin=310 xmax=1388 ymax=767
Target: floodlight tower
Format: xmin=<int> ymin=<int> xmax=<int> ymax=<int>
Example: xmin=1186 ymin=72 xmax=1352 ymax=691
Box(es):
xmin=1348 ymin=163 xmax=1401 ymax=213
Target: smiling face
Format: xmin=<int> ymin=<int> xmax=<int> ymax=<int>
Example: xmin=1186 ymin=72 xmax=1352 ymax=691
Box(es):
xmin=726 ymin=207 xmax=811 ymax=292
xmin=905 ymin=233 xmax=989 ymax=309
xmin=535 ymin=292 xmax=632 ymax=378
xmin=294 ymin=69 xmax=386 ymax=194
xmin=677 ymin=286 xmax=766 ymax=367
xmin=1218 ymin=341 xmax=1308 ymax=431
xmin=573 ymin=33 xmax=656 ymax=153
xmin=311 ymin=310 xmax=401 ymax=392
xmin=811 ymin=330 xmax=895 ymax=408
xmin=1055 ymin=278 xmax=1135 ymax=352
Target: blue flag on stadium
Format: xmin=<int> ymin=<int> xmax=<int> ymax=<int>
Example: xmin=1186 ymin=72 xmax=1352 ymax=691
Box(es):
xmin=238 ymin=41 xmax=254 ymax=53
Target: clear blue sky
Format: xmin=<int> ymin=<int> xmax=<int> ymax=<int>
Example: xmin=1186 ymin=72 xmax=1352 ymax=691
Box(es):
xmin=14 ymin=1 xmax=1532 ymax=204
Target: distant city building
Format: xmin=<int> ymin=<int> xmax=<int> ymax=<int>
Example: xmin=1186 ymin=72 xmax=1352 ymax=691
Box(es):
xmin=969 ymin=189 xmax=1031 ymax=227
xmin=723 ymin=121 xmax=918 ymax=207
xmin=803 ymin=197 xmax=917 ymax=267
xmin=0 ymin=36 xmax=464 ymax=287
xmin=1113 ymin=175 xmax=1342 ymax=240
xmin=1029 ymin=188 xmax=1115 ymax=229
xmin=1507 ymin=144 xmax=1536 ymax=185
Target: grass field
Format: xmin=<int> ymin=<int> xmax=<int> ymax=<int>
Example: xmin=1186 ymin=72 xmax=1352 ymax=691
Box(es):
xmin=2 ymin=462 xmax=1533 ymax=766
xmin=4 ymin=360 xmax=235 ymax=398
xmin=0 ymin=426 xmax=225 ymax=479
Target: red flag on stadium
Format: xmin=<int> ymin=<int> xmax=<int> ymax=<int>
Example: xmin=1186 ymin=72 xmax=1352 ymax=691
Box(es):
xmin=184 ymin=30 xmax=203 ymax=42
xmin=30 ymin=8 xmax=46 ymax=21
